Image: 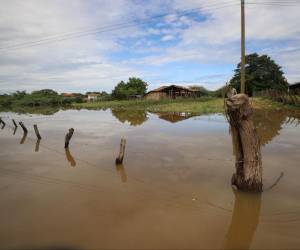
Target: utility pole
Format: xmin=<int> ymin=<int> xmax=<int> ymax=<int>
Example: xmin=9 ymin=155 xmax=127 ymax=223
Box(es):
xmin=241 ymin=0 xmax=246 ymax=94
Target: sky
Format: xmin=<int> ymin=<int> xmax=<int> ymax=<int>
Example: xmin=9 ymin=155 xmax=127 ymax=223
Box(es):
xmin=0 ymin=0 xmax=299 ymax=94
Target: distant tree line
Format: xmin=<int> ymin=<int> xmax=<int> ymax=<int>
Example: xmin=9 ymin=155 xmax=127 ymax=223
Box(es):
xmin=0 ymin=77 xmax=149 ymax=109
xmin=0 ymin=53 xmax=295 ymax=109
xmin=0 ymin=89 xmax=83 ymax=108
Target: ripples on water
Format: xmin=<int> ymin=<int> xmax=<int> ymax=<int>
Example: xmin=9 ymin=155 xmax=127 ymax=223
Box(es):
xmin=0 ymin=108 xmax=299 ymax=249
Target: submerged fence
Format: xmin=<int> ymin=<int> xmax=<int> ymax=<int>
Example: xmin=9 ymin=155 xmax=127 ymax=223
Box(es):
xmin=253 ymin=89 xmax=300 ymax=106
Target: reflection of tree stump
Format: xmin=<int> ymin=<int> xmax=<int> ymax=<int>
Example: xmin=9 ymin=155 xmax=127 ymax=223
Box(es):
xmin=226 ymin=94 xmax=262 ymax=192
xmin=224 ymin=191 xmax=261 ymax=249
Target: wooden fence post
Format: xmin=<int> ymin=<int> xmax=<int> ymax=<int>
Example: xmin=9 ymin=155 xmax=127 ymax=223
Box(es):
xmin=13 ymin=126 xmax=17 ymax=135
xmin=12 ymin=119 xmax=18 ymax=128
xmin=19 ymin=122 xmax=28 ymax=134
xmin=0 ymin=117 xmax=5 ymax=128
xmin=115 ymin=138 xmax=126 ymax=164
xmin=33 ymin=124 xmax=42 ymax=140
xmin=226 ymin=94 xmax=262 ymax=192
xmin=64 ymin=128 xmax=74 ymax=148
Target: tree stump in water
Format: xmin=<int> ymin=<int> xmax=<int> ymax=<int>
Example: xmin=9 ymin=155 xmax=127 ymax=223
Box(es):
xmin=226 ymin=94 xmax=263 ymax=192
xmin=64 ymin=128 xmax=74 ymax=148
xmin=115 ymin=138 xmax=126 ymax=164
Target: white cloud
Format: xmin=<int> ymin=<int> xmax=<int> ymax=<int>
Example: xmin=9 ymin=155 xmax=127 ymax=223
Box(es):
xmin=0 ymin=0 xmax=157 ymax=93
xmin=132 ymin=1 xmax=300 ymax=85
xmin=161 ymin=35 xmax=175 ymax=41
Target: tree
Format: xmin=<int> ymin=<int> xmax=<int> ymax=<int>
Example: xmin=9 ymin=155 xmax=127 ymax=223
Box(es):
xmin=112 ymin=81 xmax=128 ymax=99
xmin=112 ymin=78 xmax=148 ymax=100
xmin=126 ymin=77 xmax=148 ymax=96
xmin=32 ymin=89 xmax=58 ymax=96
xmin=230 ymin=53 xmax=289 ymax=96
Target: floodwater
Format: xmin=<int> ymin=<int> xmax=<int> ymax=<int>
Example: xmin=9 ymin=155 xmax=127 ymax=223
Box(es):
xmin=0 ymin=108 xmax=299 ymax=250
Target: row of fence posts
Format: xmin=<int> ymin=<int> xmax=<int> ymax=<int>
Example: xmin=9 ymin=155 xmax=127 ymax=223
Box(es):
xmin=0 ymin=117 xmax=127 ymax=169
xmin=253 ymin=89 xmax=300 ymax=106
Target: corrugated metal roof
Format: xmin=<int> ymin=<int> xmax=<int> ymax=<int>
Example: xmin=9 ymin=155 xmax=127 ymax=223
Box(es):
xmin=147 ymin=85 xmax=197 ymax=94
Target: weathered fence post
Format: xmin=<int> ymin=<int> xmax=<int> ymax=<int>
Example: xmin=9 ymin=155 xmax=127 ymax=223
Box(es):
xmin=33 ymin=124 xmax=42 ymax=140
xmin=0 ymin=117 xmax=5 ymax=129
xmin=226 ymin=94 xmax=262 ymax=192
xmin=64 ymin=128 xmax=74 ymax=148
xmin=13 ymin=126 xmax=17 ymax=135
xmin=19 ymin=122 xmax=28 ymax=134
xmin=115 ymin=138 xmax=126 ymax=164
xmin=12 ymin=119 xmax=18 ymax=128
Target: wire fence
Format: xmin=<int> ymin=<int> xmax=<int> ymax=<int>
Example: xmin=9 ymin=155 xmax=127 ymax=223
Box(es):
xmin=253 ymin=89 xmax=300 ymax=106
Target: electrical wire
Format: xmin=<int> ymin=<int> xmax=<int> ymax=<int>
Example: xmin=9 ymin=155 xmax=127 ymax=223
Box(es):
xmin=0 ymin=0 xmax=231 ymax=50
xmin=0 ymin=1 xmax=239 ymax=53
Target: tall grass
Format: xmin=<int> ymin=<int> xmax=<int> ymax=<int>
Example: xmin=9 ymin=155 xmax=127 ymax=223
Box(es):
xmin=72 ymin=97 xmax=225 ymax=113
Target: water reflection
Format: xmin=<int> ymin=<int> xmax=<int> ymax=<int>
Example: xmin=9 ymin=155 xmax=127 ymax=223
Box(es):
xmin=0 ymin=106 xmax=60 ymax=115
xmin=150 ymin=111 xmax=198 ymax=123
xmin=35 ymin=139 xmax=41 ymax=152
xmin=111 ymin=109 xmax=148 ymax=126
xmin=111 ymin=109 xmax=199 ymax=125
xmin=115 ymin=163 xmax=128 ymax=183
xmin=65 ymin=148 xmax=76 ymax=167
xmin=224 ymin=190 xmax=262 ymax=249
xmin=20 ymin=133 xmax=27 ymax=144
xmin=253 ymin=109 xmax=300 ymax=146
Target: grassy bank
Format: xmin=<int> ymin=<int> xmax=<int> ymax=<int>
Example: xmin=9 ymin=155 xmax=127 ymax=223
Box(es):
xmin=72 ymin=97 xmax=300 ymax=114
xmin=2 ymin=97 xmax=298 ymax=115
xmin=72 ymin=97 xmax=224 ymax=114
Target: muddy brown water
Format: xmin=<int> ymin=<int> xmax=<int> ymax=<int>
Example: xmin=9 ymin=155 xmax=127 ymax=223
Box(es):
xmin=0 ymin=108 xmax=299 ymax=249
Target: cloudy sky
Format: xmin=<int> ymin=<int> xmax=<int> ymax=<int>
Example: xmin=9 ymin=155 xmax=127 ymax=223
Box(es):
xmin=0 ymin=0 xmax=299 ymax=93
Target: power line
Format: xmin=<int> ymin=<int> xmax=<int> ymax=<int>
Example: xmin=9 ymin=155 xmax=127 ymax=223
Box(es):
xmin=0 ymin=0 xmax=234 ymax=50
xmin=0 ymin=0 xmax=229 ymax=49
xmin=246 ymin=2 xmax=300 ymax=7
xmin=0 ymin=1 xmax=239 ymax=53
xmin=0 ymin=1 xmax=238 ymax=51
xmin=249 ymin=0 xmax=300 ymax=3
